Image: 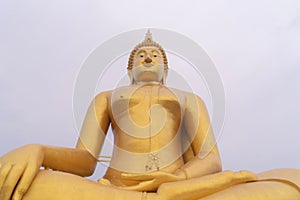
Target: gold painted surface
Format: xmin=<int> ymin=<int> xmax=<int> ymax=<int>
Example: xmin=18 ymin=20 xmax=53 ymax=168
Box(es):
xmin=1 ymin=31 xmax=300 ymax=200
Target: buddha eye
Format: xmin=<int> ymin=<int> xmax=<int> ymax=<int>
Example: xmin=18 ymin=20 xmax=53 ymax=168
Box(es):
xmin=153 ymin=55 xmax=157 ymax=57
xmin=140 ymin=55 xmax=144 ymax=58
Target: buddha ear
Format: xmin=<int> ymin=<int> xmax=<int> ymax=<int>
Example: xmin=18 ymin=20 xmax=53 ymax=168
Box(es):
xmin=128 ymin=69 xmax=134 ymax=85
xmin=162 ymin=69 xmax=168 ymax=85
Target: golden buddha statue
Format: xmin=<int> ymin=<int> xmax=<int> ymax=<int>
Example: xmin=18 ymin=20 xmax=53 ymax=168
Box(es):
xmin=0 ymin=31 xmax=300 ymax=200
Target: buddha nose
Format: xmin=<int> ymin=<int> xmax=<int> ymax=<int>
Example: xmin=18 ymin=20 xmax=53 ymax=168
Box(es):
xmin=144 ymin=57 xmax=152 ymax=63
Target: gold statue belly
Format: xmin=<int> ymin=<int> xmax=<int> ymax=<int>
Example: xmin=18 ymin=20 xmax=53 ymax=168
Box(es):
xmin=104 ymin=158 xmax=184 ymax=187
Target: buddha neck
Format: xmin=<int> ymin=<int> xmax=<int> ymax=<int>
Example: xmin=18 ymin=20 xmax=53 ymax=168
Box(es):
xmin=134 ymin=81 xmax=162 ymax=86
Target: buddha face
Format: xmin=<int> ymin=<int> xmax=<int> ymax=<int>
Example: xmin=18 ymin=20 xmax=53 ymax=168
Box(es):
xmin=131 ymin=47 xmax=165 ymax=84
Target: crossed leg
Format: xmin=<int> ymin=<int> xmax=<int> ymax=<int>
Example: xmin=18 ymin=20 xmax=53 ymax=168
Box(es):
xmin=22 ymin=169 xmax=300 ymax=200
xmin=22 ymin=170 xmax=148 ymax=200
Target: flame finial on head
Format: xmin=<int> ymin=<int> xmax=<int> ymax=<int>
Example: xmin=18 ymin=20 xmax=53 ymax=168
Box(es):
xmin=127 ymin=29 xmax=168 ymax=70
xmin=144 ymin=29 xmax=153 ymax=43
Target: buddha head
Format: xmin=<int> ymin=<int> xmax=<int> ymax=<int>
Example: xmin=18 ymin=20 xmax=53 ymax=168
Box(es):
xmin=127 ymin=30 xmax=168 ymax=85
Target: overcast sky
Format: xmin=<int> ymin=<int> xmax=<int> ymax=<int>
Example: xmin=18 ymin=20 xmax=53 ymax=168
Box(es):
xmin=0 ymin=0 xmax=299 ymax=181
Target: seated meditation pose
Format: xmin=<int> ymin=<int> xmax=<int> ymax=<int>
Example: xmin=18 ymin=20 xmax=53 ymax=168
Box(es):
xmin=1 ymin=31 xmax=300 ymax=200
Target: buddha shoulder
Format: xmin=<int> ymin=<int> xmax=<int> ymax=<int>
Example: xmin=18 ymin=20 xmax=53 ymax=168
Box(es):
xmin=93 ymin=90 xmax=113 ymax=106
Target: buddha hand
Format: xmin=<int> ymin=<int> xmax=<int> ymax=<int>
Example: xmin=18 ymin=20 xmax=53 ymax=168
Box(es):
xmin=120 ymin=171 xmax=185 ymax=192
xmin=0 ymin=144 xmax=44 ymax=200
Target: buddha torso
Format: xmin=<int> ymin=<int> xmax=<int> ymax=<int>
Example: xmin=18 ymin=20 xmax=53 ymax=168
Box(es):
xmin=104 ymin=84 xmax=187 ymax=186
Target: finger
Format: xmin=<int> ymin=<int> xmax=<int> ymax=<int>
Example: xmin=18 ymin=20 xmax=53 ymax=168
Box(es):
xmin=97 ymin=178 xmax=112 ymax=186
xmin=12 ymin=163 xmax=40 ymax=200
xmin=121 ymin=180 xmax=155 ymax=191
xmin=121 ymin=172 xmax=157 ymax=181
xmin=0 ymin=164 xmax=24 ymax=200
xmin=0 ymin=164 xmax=13 ymax=191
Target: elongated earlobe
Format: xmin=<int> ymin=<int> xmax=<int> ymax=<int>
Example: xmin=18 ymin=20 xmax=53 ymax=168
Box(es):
xmin=128 ymin=70 xmax=134 ymax=85
xmin=162 ymin=69 xmax=168 ymax=85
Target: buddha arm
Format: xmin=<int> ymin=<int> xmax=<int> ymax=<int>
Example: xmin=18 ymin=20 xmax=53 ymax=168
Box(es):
xmin=177 ymin=93 xmax=222 ymax=179
xmin=41 ymin=145 xmax=96 ymax=176
xmin=0 ymin=92 xmax=111 ymax=200
xmin=43 ymin=91 xmax=111 ymax=176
